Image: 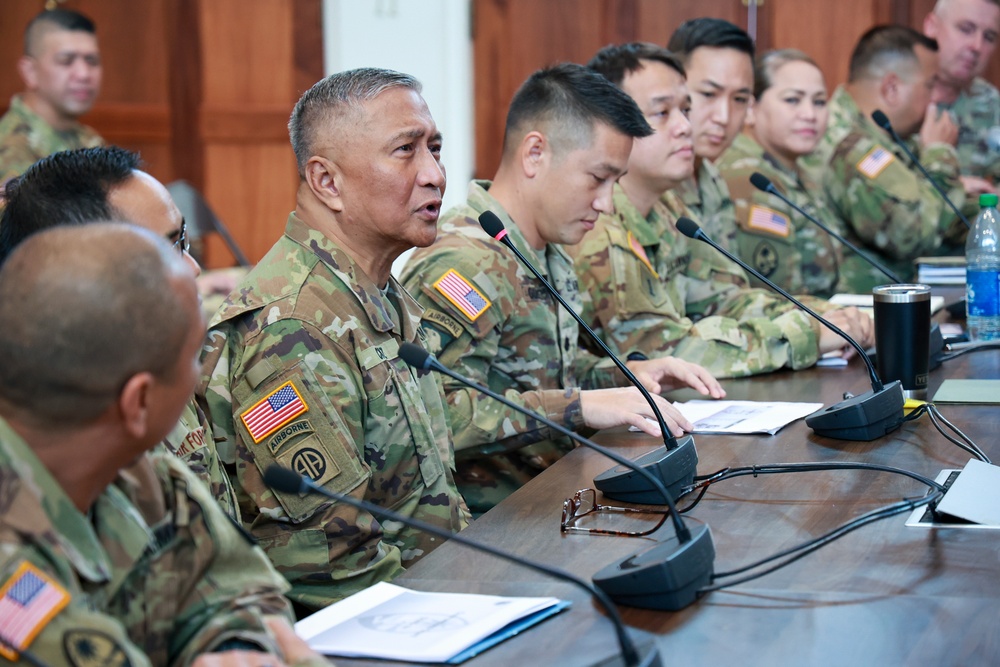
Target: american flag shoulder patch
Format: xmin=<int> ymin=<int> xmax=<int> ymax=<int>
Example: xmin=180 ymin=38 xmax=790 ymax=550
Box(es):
xmin=0 ymin=562 xmax=70 ymax=660
xmin=240 ymin=381 xmax=309 ymax=444
xmin=433 ymin=269 xmax=491 ymax=321
xmin=747 ymin=205 xmax=791 ymax=238
xmin=627 ymin=232 xmax=659 ymax=278
xmin=856 ymin=145 xmax=895 ymax=179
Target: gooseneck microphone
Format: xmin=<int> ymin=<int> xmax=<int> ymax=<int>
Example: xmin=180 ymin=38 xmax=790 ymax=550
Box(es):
xmin=399 ymin=342 xmax=715 ymax=612
xmin=749 ymin=172 xmax=904 ymax=284
xmin=676 ymin=217 xmax=903 ymax=441
xmin=871 ymin=109 xmax=970 ymax=228
xmin=477 ymin=210 xmax=681 ymax=452
xmin=263 ymin=465 xmax=661 ymax=667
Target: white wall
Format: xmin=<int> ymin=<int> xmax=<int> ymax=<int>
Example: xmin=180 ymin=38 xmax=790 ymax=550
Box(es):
xmin=323 ymin=0 xmax=474 ymax=275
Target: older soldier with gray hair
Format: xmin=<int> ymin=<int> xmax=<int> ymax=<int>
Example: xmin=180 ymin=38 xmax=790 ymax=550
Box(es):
xmin=199 ymin=68 xmax=469 ymax=613
xmin=0 ymin=224 xmax=324 ymax=667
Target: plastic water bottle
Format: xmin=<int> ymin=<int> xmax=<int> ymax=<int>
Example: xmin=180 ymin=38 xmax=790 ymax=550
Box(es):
xmin=966 ymin=193 xmax=1000 ymax=340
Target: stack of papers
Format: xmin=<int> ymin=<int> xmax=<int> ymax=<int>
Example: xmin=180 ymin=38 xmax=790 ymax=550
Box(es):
xmin=915 ymin=256 xmax=966 ymax=285
xmin=632 ymin=400 xmax=824 ymax=435
xmin=295 ymin=582 xmax=570 ymax=664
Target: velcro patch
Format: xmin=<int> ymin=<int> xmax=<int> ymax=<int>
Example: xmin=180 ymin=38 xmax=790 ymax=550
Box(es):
xmin=433 ymin=269 xmax=491 ymax=321
xmin=265 ymin=419 xmax=315 ymax=454
xmin=0 ymin=562 xmax=70 ymax=660
xmin=856 ymin=145 xmax=895 ymax=179
xmin=422 ymin=309 xmax=465 ymax=339
xmin=276 ymin=439 xmax=341 ymax=490
xmin=240 ymin=381 xmax=309 ymax=443
xmin=627 ymin=231 xmax=659 ymax=278
xmin=63 ymin=630 xmax=132 ymax=667
xmin=747 ymin=205 xmax=791 ymax=238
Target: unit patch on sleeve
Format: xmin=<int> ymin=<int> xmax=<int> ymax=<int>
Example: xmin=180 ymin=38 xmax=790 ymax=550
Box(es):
xmin=856 ymin=146 xmax=895 ymax=179
xmin=0 ymin=562 xmax=71 ymax=660
xmin=433 ymin=269 xmax=492 ymax=321
xmin=240 ymin=381 xmax=309 ymax=443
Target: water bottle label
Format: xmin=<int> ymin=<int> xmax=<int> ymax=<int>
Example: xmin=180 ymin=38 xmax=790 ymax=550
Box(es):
xmin=967 ymin=270 xmax=1000 ymax=317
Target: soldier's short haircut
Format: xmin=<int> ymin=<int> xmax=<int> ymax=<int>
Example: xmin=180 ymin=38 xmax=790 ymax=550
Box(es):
xmin=667 ymin=18 xmax=755 ymax=62
xmin=0 ymin=224 xmax=192 ymax=427
xmin=288 ymin=67 xmax=422 ymax=177
xmin=24 ymin=8 xmax=96 ymax=56
xmin=587 ymin=42 xmax=686 ymax=88
xmin=934 ymin=0 xmax=1000 ymax=13
xmin=848 ymin=25 xmax=939 ymax=83
xmin=502 ymin=63 xmax=652 ymax=160
xmin=0 ymin=147 xmax=141 ymax=266
xmin=754 ymin=49 xmax=822 ymax=99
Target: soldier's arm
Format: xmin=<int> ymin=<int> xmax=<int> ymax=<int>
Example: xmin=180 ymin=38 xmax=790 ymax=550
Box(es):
xmin=201 ymin=319 xmax=405 ymax=611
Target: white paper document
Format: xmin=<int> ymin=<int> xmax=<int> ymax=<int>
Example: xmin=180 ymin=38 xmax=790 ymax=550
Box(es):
xmin=295 ymin=582 xmax=569 ymax=663
xmin=828 ymin=292 xmax=945 ymax=316
xmin=674 ymin=400 xmax=824 ymax=435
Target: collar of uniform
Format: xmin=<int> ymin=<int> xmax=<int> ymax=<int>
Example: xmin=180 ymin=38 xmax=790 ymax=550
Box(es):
xmin=284 ymin=212 xmax=400 ymax=334
xmin=731 ymin=132 xmax=802 ymax=191
xmin=676 ymin=159 xmax=721 ymax=217
xmin=611 ymin=183 xmax=668 ymax=246
xmin=8 ymin=93 xmax=86 ymax=141
xmin=465 ymin=180 xmax=555 ymax=278
xmin=830 ymin=85 xmax=886 ymax=143
xmin=0 ymin=417 xmax=113 ymax=584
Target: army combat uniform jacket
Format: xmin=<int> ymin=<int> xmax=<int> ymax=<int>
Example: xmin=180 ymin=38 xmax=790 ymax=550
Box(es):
xmin=0 ymin=417 xmax=307 ymax=667
xmin=801 ymin=86 xmax=965 ymax=291
xmin=0 ymin=95 xmax=103 ymax=186
xmin=568 ymin=184 xmax=821 ymax=379
xmin=717 ymin=132 xmax=844 ymax=298
xmin=940 ymin=77 xmax=1000 ymax=182
xmin=200 ymin=213 xmax=468 ymax=611
xmin=401 ymin=181 xmax=622 ymax=513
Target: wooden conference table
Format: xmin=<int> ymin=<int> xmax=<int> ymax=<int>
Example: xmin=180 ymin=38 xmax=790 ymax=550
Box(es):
xmin=337 ymin=338 xmax=1000 ymax=666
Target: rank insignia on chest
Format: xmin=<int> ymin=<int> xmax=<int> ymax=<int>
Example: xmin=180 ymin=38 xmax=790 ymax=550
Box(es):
xmin=0 ymin=562 xmax=71 ymax=660
xmin=747 ymin=205 xmax=791 ymax=237
xmin=856 ymin=146 xmax=895 ymax=179
xmin=433 ymin=269 xmax=491 ymax=321
xmin=240 ymin=381 xmax=309 ymax=443
xmin=628 ymin=231 xmax=659 ymax=278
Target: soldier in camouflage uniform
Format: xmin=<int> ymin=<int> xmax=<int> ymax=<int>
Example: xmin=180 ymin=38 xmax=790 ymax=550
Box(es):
xmin=0 ymin=147 xmax=240 ymax=523
xmin=403 ymin=64 xmax=723 ymax=514
xmin=574 ymin=43 xmax=873 ymax=379
xmin=801 ymin=26 xmax=967 ymax=292
xmin=0 ymin=224 xmax=324 ymax=667
xmin=718 ymin=50 xmax=845 ymax=298
xmin=925 ymin=0 xmax=1000 ymax=184
xmin=200 ymin=68 xmax=469 ymax=611
xmin=0 ymin=9 xmax=103 ymax=188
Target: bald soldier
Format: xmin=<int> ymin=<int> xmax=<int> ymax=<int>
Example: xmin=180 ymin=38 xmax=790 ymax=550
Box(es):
xmin=802 ymin=25 xmax=966 ymax=291
xmin=402 ymin=64 xmax=723 ymax=514
xmin=0 ymin=9 xmax=103 ymax=188
xmin=925 ymin=0 xmax=1000 ymax=191
xmin=200 ymin=68 xmax=468 ymax=612
xmin=0 ymin=146 xmax=240 ymax=523
xmin=0 ymin=224 xmax=324 ymax=667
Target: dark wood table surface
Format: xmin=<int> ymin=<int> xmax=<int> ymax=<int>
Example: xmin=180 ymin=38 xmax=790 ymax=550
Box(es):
xmin=335 ymin=307 xmax=1000 ymax=666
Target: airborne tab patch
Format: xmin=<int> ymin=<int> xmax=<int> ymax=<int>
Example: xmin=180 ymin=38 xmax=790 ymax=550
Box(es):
xmin=433 ymin=269 xmax=491 ymax=321
xmin=0 ymin=562 xmax=70 ymax=660
xmin=240 ymin=381 xmax=309 ymax=443
xmin=747 ymin=205 xmax=791 ymax=238
xmin=857 ymin=146 xmax=895 ymax=179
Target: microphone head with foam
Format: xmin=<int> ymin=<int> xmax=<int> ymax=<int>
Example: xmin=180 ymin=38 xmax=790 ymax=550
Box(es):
xmin=749 ymin=172 xmax=775 ymax=194
xmin=675 ymin=217 xmax=702 ymax=240
xmin=871 ymin=109 xmax=892 ymax=132
xmin=263 ymin=465 xmax=307 ymax=494
xmin=399 ymin=342 xmax=433 ymax=371
xmin=478 ymin=211 xmax=507 ymax=240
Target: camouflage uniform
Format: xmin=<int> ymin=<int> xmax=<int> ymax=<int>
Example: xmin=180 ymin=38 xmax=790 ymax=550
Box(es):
xmin=717 ymin=132 xmax=844 ymax=298
xmin=401 ymin=181 xmax=622 ymax=514
xmin=801 ymin=86 xmax=966 ymax=291
xmin=938 ymin=78 xmax=1000 ymax=181
xmin=0 ymin=417 xmax=320 ymax=667
xmin=158 ymin=399 xmax=240 ymax=522
xmin=0 ymin=95 xmax=103 ymax=187
xmin=200 ymin=213 xmax=468 ymax=611
xmin=568 ymin=183 xmax=821 ymax=379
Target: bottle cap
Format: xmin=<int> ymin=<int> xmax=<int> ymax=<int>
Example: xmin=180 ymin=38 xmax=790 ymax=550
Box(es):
xmin=980 ymin=193 xmax=998 ymax=207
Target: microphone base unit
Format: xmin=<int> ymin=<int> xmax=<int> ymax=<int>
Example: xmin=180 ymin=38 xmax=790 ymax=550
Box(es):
xmin=593 ymin=524 xmax=715 ymax=611
xmin=593 ymin=434 xmax=698 ymax=504
xmin=805 ymin=380 xmax=904 ymax=441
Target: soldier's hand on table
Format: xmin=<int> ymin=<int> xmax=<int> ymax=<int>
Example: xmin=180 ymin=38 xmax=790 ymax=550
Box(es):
xmin=580 ymin=387 xmax=692 ymax=437
xmin=626 ymin=357 xmax=726 ymax=398
xmin=819 ymin=306 xmax=874 ymax=358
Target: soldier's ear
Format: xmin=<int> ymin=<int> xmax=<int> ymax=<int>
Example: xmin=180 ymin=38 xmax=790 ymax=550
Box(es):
xmin=304 ymin=156 xmax=345 ymax=213
xmin=17 ymin=56 xmax=38 ymax=90
xmin=520 ymin=131 xmax=549 ymax=179
xmin=118 ymin=371 xmax=154 ymax=441
xmin=881 ymin=72 xmax=902 ymax=106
